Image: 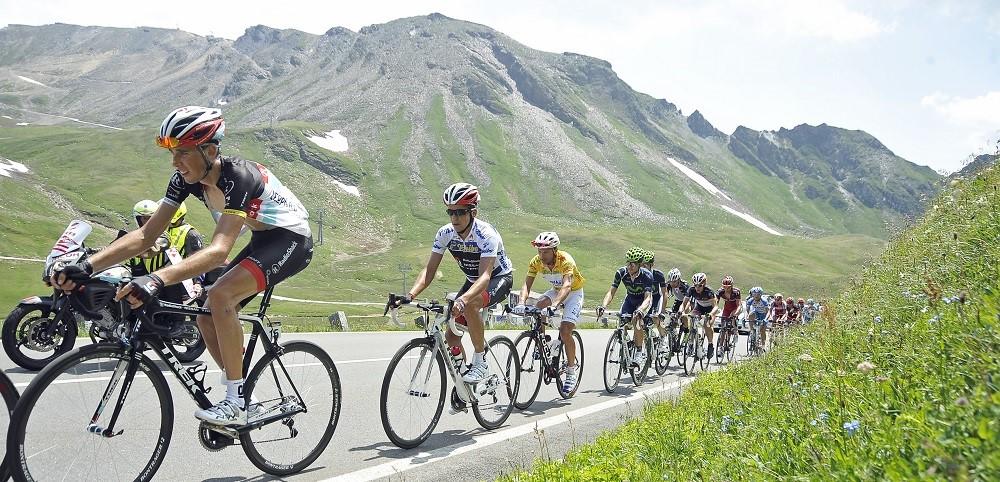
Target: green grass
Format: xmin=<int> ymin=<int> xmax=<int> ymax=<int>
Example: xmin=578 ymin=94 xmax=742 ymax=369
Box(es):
xmin=505 ymin=166 xmax=1000 ymax=480
xmin=1 ymin=123 xmax=885 ymax=331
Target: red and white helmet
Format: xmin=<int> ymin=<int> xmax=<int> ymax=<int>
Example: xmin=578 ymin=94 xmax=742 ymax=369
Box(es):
xmin=157 ymin=106 xmax=225 ymax=149
xmin=531 ymin=232 xmax=560 ymax=249
xmin=442 ymin=182 xmax=479 ymax=206
xmin=721 ymin=275 xmax=734 ymax=286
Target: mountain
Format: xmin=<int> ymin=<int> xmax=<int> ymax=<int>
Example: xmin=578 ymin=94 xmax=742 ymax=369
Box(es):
xmin=953 ymin=153 xmax=998 ymax=178
xmin=0 ymin=14 xmax=941 ymax=238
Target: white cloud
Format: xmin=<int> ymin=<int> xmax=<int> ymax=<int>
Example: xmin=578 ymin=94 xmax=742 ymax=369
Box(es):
xmin=921 ymin=91 xmax=1000 ymax=125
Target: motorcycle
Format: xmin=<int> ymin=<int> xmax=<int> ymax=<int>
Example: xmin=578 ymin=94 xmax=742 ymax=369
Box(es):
xmin=2 ymin=220 xmax=206 ymax=370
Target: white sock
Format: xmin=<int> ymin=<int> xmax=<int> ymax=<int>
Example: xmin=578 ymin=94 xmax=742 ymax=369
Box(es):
xmin=473 ymin=351 xmax=486 ymax=364
xmin=225 ymin=378 xmax=245 ymax=408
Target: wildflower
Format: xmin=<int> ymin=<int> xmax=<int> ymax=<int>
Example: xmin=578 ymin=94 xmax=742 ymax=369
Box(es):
xmin=857 ymin=361 xmax=876 ymax=373
xmin=798 ymin=353 xmax=814 ymax=362
xmin=929 ymin=314 xmax=940 ymax=323
xmin=921 ymin=306 xmax=929 ymax=313
xmin=874 ymin=316 xmax=882 ymax=323
xmin=955 ymin=397 xmax=970 ymax=407
xmin=818 ymin=412 xmax=829 ymax=422
xmin=735 ymin=409 xmax=744 ymax=417
xmin=810 ymin=419 xmax=818 ymax=426
xmin=876 ymin=376 xmax=889 ymax=383
xmin=813 ymin=384 xmax=820 ymax=391
xmin=843 ymin=420 xmax=861 ymax=436
xmin=721 ymin=415 xmax=732 ymax=432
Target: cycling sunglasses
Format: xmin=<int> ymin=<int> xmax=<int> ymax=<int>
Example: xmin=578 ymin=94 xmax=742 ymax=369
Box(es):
xmin=446 ymin=208 xmax=471 ymax=217
xmin=155 ymin=136 xmax=184 ymax=149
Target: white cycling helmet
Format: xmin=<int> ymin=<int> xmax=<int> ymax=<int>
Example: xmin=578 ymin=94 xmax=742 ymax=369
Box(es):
xmin=667 ymin=268 xmax=682 ymax=282
xmin=692 ymin=272 xmax=707 ymax=285
xmin=157 ymin=106 xmax=225 ymax=148
xmin=750 ymin=286 xmax=764 ymax=296
xmin=531 ymin=231 xmax=559 ymax=249
xmin=442 ymin=182 xmax=480 ymax=206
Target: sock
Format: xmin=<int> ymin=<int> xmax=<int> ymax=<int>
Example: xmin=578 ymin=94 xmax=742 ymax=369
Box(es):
xmin=473 ymin=351 xmax=486 ymax=364
xmin=225 ymin=378 xmax=245 ymax=408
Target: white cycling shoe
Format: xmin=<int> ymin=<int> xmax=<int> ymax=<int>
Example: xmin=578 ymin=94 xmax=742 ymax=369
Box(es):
xmin=462 ymin=360 xmax=490 ymax=384
xmin=195 ymin=399 xmax=247 ymax=427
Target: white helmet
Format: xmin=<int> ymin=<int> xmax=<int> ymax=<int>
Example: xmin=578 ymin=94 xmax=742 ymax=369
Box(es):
xmin=692 ymin=272 xmax=707 ymax=285
xmin=442 ymin=182 xmax=480 ymax=206
xmin=132 ymin=199 xmax=158 ymax=226
xmin=531 ymin=232 xmax=559 ymax=249
xmin=157 ymin=106 xmax=225 ymax=148
xmin=667 ymin=268 xmax=682 ymax=282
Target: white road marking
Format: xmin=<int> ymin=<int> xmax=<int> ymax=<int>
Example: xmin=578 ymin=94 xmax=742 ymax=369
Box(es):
xmin=322 ymin=376 xmax=697 ymax=482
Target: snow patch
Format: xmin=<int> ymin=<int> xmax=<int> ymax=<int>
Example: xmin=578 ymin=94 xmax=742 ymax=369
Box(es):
xmin=720 ymin=205 xmax=783 ymax=236
xmin=217 ymin=98 xmax=228 ymax=106
xmin=15 ymin=122 xmax=29 ymax=126
xmin=0 ymin=158 xmax=30 ymax=178
xmin=409 ymin=29 xmax=418 ymax=36
xmin=308 ymin=129 xmax=349 ymax=152
xmin=1 ymin=115 xmax=12 ymax=119
xmin=16 ymin=75 xmax=47 ymax=87
xmin=666 ymin=157 xmax=732 ymax=201
xmin=332 ymin=179 xmax=360 ymax=197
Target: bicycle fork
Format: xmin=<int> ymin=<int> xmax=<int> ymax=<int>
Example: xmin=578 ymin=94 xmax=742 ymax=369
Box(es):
xmin=87 ymin=352 xmax=139 ymax=438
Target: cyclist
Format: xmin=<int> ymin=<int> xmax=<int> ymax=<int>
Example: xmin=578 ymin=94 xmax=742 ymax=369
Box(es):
xmin=513 ymin=231 xmax=585 ymax=392
xmin=398 ymin=183 xmax=514 ymax=385
xmin=767 ymin=293 xmax=788 ymax=336
xmin=597 ymin=247 xmax=654 ymax=368
xmin=711 ymin=275 xmax=743 ymax=353
xmin=665 ymin=267 xmax=688 ymax=352
xmin=52 ymin=106 xmax=313 ymax=427
xmin=802 ymin=298 xmax=817 ymax=323
xmin=785 ymin=295 xmax=801 ymax=325
xmin=680 ymin=272 xmax=717 ymax=359
xmin=744 ymin=286 xmax=770 ymax=349
xmin=640 ymin=250 xmax=669 ymax=353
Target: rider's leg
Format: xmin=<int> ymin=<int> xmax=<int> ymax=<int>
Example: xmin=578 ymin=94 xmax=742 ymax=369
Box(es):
xmin=559 ymin=321 xmax=576 ymax=367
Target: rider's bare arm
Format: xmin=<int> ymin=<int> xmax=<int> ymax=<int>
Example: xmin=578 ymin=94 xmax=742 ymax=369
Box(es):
xmin=519 ymin=275 xmax=536 ymax=304
xmin=601 ymin=286 xmax=617 ymax=308
xmin=151 ymin=213 xmax=243 ymax=286
xmin=551 ymin=274 xmax=574 ymax=306
xmin=88 ymin=204 xmax=176 ymax=272
xmin=407 ymin=251 xmax=444 ymax=299
xmin=637 ymin=291 xmax=652 ymax=316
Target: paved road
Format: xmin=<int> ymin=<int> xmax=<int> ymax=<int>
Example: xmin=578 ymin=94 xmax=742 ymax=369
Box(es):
xmin=3 ymin=329 xmax=748 ymax=481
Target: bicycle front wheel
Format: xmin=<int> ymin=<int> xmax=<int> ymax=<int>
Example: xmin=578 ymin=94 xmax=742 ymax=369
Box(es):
xmin=682 ymin=332 xmax=697 ymax=375
xmin=6 ymin=343 xmax=173 ymax=482
xmin=698 ymin=334 xmax=709 ymax=370
xmin=630 ymin=333 xmax=652 ymax=386
xmin=0 ymin=370 xmax=20 ymax=481
xmin=472 ymin=335 xmax=519 ymax=430
xmin=726 ymin=330 xmax=738 ymax=362
xmin=241 ymin=341 xmax=341 ymax=476
xmin=602 ymin=331 xmax=624 ymax=393
xmin=512 ymin=331 xmax=542 ymax=409
xmin=380 ymin=338 xmax=446 ymax=449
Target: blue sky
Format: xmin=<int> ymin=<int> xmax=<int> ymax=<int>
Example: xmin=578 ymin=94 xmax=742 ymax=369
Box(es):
xmin=2 ymin=0 xmax=997 ymax=172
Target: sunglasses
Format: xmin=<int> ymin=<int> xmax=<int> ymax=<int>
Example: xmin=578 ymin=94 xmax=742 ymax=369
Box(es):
xmin=446 ymin=208 xmax=471 ymax=217
xmin=155 ymin=136 xmax=183 ymax=149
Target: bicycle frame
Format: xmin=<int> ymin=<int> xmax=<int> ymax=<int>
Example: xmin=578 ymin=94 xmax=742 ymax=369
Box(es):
xmin=87 ymin=286 xmax=307 ymax=438
xmin=404 ymin=299 xmax=480 ymax=405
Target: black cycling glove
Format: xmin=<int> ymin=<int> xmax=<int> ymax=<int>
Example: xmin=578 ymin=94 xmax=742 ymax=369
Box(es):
xmin=56 ymin=260 xmax=94 ymax=282
xmin=127 ymin=274 xmax=165 ymax=305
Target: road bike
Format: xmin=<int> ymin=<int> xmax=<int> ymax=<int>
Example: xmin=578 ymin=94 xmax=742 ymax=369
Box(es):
xmin=380 ymin=294 xmax=519 ymax=449
xmin=715 ymin=315 xmax=739 ymax=364
xmin=652 ymin=312 xmax=679 ymax=376
xmin=6 ymin=277 xmax=341 ymax=481
xmin=601 ymin=311 xmax=652 ymax=393
xmin=510 ymin=305 xmax=584 ymax=408
xmin=680 ymin=314 xmax=709 ymax=374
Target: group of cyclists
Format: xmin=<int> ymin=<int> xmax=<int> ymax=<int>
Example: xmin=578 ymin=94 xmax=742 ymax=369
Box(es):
xmin=48 ymin=105 xmax=821 ymax=434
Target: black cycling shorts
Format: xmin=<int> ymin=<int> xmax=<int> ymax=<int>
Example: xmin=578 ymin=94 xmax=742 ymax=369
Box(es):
xmin=458 ymin=272 xmax=513 ymax=309
xmin=228 ymin=228 xmax=313 ymax=307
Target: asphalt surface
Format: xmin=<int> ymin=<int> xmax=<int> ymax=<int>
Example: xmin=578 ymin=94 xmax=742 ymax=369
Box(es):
xmin=3 ymin=328 xmax=748 ymax=481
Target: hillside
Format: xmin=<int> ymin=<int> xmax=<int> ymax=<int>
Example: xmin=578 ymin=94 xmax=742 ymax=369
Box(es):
xmin=508 ymin=162 xmax=1000 ymax=480
xmin=0 ymin=14 xmax=941 ymax=237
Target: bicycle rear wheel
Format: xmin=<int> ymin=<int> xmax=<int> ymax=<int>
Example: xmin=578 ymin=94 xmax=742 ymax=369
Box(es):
xmin=6 ymin=343 xmax=172 ymax=482
xmin=654 ymin=331 xmax=671 ymax=376
xmin=698 ymin=334 xmax=709 ymax=370
xmin=473 ymin=335 xmax=519 ymax=430
xmin=726 ymin=330 xmax=738 ymax=362
xmin=380 ymin=338 xmax=446 ymax=449
xmin=682 ymin=331 xmax=697 ymax=375
xmin=241 ymin=341 xmax=341 ymax=476
xmin=556 ymin=330 xmax=584 ymax=399
xmin=602 ymin=331 xmax=624 ymax=393
xmin=512 ymin=331 xmax=542 ymax=409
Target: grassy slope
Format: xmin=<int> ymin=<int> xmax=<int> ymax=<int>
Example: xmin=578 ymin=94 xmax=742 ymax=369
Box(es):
xmin=507 ymin=166 xmax=1000 ymax=480
xmin=1 ymin=123 xmax=884 ymax=330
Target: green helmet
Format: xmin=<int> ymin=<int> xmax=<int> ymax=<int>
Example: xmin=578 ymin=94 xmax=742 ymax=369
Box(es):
xmin=625 ymin=246 xmax=645 ymax=263
xmin=642 ymin=249 xmax=654 ymax=263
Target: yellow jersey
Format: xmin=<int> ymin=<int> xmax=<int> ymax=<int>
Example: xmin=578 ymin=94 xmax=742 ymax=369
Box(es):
xmin=526 ymin=250 xmax=585 ymax=291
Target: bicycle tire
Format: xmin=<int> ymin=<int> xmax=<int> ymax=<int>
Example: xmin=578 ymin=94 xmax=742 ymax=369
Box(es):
xmin=380 ymin=338 xmax=446 ymax=449
xmin=241 ymin=340 xmax=341 ymax=476
xmin=2 ymin=304 xmax=78 ymax=371
xmin=602 ymin=331 xmax=624 ymax=393
xmin=698 ymin=332 xmax=709 ymax=370
xmin=556 ymin=330 xmax=584 ymax=399
xmin=512 ymin=331 xmax=542 ymax=409
xmin=472 ymin=335 xmax=519 ymax=430
xmin=630 ymin=332 xmax=652 ymax=386
xmin=0 ymin=370 xmax=19 ymax=481
xmin=726 ymin=329 xmax=738 ymax=362
xmin=170 ymin=317 xmax=207 ymax=363
xmin=6 ymin=343 xmax=173 ymax=482
xmin=681 ymin=330 xmax=697 ymax=375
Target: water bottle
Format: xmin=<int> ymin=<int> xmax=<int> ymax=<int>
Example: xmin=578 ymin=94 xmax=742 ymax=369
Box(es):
xmin=449 ymin=345 xmax=465 ymax=374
